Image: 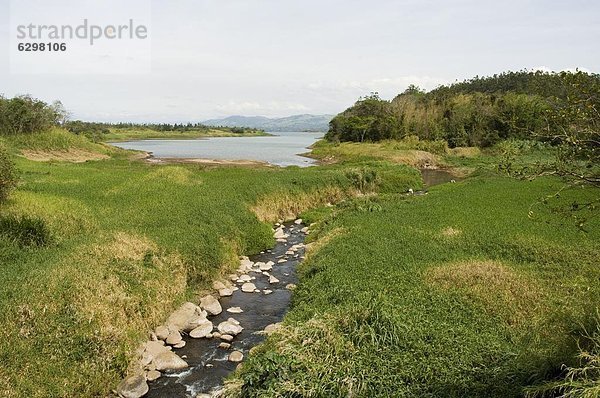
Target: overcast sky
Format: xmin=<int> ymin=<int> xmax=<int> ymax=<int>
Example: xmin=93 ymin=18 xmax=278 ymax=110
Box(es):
xmin=0 ymin=0 xmax=599 ymax=122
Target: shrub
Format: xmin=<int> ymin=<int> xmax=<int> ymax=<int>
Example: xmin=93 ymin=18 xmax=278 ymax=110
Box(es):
xmin=0 ymin=144 xmax=17 ymax=201
xmin=345 ymin=167 xmax=380 ymax=193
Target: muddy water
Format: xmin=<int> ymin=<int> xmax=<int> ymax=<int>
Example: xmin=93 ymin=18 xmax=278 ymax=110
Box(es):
xmin=420 ymin=169 xmax=456 ymax=187
xmin=146 ymin=223 xmax=306 ymax=398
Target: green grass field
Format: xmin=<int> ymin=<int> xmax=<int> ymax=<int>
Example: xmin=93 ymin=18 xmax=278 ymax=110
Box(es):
xmin=102 ymin=127 xmax=269 ymax=142
xmin=227 ymin=176 xmax=600 ymax=397
xmin=0 ymin=130 xmax=597 ymax=397
xmin=0 ymin=130 xmax=419 ymax=397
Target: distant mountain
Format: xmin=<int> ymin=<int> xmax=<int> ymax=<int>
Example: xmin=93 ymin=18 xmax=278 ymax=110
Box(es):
xmin=203 ymin=114 xmax=334 ymax=132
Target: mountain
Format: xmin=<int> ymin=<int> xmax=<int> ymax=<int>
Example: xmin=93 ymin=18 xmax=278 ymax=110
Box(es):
xmin=203 ymin=114 xmax=334 ymax=132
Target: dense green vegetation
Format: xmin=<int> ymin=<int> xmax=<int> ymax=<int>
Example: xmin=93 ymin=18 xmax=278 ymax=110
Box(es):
xmin=0 ymin=128 xmax=417 ymax=397
xmin=227 ymin=175 xmax=600 ymax=397
xmin=327 ymin=70 xmax=600 ymax=149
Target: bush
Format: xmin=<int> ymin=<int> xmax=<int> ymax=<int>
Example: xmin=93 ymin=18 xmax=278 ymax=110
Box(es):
xmin=0 ymin=214 xmax=52 ymax=247
xmin=0 ymin=95 xmax=66 ymax=135
xmin=345 ymin=167 xmax=380 ymax=193
xmin=0 ymin=144 xmax=17 ymax=201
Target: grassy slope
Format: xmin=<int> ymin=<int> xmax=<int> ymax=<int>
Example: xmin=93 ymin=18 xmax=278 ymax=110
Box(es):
xmin=0 ymin=130 xmax=419 ymax=397
xmin=227 ymin=178 xmax=599 ymax=395
xmin=102 ymin=127 xmax=269 ymax=142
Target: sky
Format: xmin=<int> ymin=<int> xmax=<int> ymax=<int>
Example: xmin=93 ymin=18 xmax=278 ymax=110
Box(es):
xmin=0 ymin=0 xmax=599 ymax=122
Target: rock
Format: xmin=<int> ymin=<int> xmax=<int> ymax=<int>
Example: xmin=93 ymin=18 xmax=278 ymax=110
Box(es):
xmin=189 ymin=319 xmax=213 ymax=338
xmin=166 ymin=302 xmax=204 ymax=332
xmin=220 ymin=334 xmax=234 ymax=342
xmin=227 ymin=306 xmax=243 ymax=314
xmin=262 ymin=271 xmax=270 ymax=276
xmin=166 ymin=330 xmax=183 ymax=346
xmin=269 ymin=275 xmax=279 ymax=284
xmin=239 ymin=257 xmax=254 ymax=270
xmin=273 ymin=228 xmax=287 ymax=239
xmin=219 ymin=342 xmax=231 ymax=349
xmin=116 ymin=374 xmax=148 ymax=398
xmin=227 ymin=317 xmax=240 ymax=325
xmin=276 ymin=238 xmax=287 ymax=243
xmin=266 ymin=260 xmax=275 ymax=267
xmin=241 ymin=283 xmax=257 ymax=293
xmin=301 ymin=227 xmax=309 ymax=234
xmin=150 ymin=332 xmax=158 ymax=341
xmin=264 ymin=323 xmax=282 ymax=334
xmin=237 ymin=274 xmax=252 ymax=282
xmin=259 ymin=262 xmax=272 ymax=271
xmin=263 ymin=289 xmax=273 ymax=295
xmin=294 ymin=218 xmax=303 ymax=224
xmin=153 ymin=351 xmax=188 ymax=371
xmin=277 ymin=258 xmax=286 ymax=263
xmin=146 ymin=370 xmax=161 ymax=382
xmin=197 ymin=394 xmax=212 ymax=398
xmin=155 ymin=325 xmax=169 ymax=341
xmin=218 ymin=320 xmax=243 ymax=336
xmin=143 ymin=340 xmax=169 ymax=360
xmin=286 ymin=283 xmax=297 ymax=290
xmin=173 ymin=340 xmax=186 ymax=349
xmin=228 ymin=351 xmax=244 ymax=363
xmin=228 ymin=274 xmax=239 ymax=281
xmin=200 ymin=295 xmax=222 ymax=316
xmin=212 ymin=281 xmax=227 ymax=290
xmin=219 ymin=288 xmax=233 ymax=297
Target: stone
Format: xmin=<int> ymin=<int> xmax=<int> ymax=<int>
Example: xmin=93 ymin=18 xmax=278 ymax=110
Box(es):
xmin=218 ymin=342 xmax=231 ymax=349
xmin=263 ymin=289 xmax=273 ymax=295
xmin=259 ymin=262 xmax=272 ymax=271
xmin=269 ymin=275 xmax=279 ymax=284
xmin=116 ymin=374 xmax=148 ymax=398
xmin=227 ymin=306 xmax=243 ymax=314
xmin=212 ymin=281 xmax=227 ymax=290
xmin=239 ymin=257 xmax=254 ymax=270
xmin=219 ymin=288 xmax=233 ymax=297
xmin=218 ymin=320 xmax=243 ymax=336
xmin=212 ymin=332 xmax=221 ymax=338
xmin=276 ymin=238 xmax=287 ymax=243
xmin=228 ymin=351 xmax=244 ymax=363
xmin=228 ymin=274 xmax=239 ymax=281
xmin=153 ymin=351 xmax=188 ymax=371
xmin=266 ymin=260 xmax=275 ymax=267
xmin=220 ymin=334 xmax=234 ymax=342
xmin=264 ymin=323 xmax=281 ymax=334
xmin=166 ymin=302 xmax=204 ymax=332
xmin=237 ymin=274 xmax=252 ymax=282
xmin=189 ymin=319 xmax=213 ymax=338
xmin=273 ymin=228 xmax=287 ymax=239
xmin=301 ymin=227 xmax=309 ymax=234
xmin=286 ymin=283 xmax=297 ymax=290
xmin=173 ymin=340 xmax=186 ymax=349
xmin=143 ymin=340 xmax=169 ymax=360
xmin=285 ymin=250 xmax=294 ymax=255
xmin=200 ymin=295 xmax=222 ymax=316
xmin=294 ymin=218 xmax=303 ymax=224
xmin=146 ymin=370 xmax=161 ymax=382
xmin=277 ymin=259 xmax=286 ymax=263
xmin=227 ymin=317 xmax=240 ymax=325
xmin=166 ymin=330 xmax=183 ymax=345
xmin=241 ymin=283 xmax=256 ymax=293
xmin=155 ymin=325 xmax=169 ymax=341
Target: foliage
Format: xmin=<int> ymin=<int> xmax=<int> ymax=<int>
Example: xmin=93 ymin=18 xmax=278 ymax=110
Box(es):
xmin=0 ymin=143 xmax=17 ymax=201
xmin=0 ymin=95 xmax=66 ymax=135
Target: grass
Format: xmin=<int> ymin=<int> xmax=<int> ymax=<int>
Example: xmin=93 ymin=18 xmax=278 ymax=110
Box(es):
xmin=0 ymin=130 xmax=419 ymax=397
xmin=225 ymin=176 xmax=600 ymax=397
xmin=102 ymin=127 xmax=269 ymax=142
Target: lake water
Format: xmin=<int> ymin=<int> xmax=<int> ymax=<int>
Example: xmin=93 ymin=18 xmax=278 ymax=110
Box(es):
xmin=111 ymin=131 xmax=324 ymax=167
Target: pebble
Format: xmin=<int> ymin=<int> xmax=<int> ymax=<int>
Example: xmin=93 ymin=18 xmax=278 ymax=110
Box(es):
xmin=173 ymin=340 xmax=186 ymax=349
xmin=220 ymin=334 xmax=234 ymax=342
xmin=277 ymin=259 xmax=286 ymax=263
xmin=294 ymin=219 xmax=303 ymax=224
xmin=146 ymin=370 xmax=161 ymax=382
xmin=227 ymin=306 xmax=243 ymax=314
xmin=286 ymin=283 xmax=297 ymax=290
xmin=228 ymin=351 xmax=244 ymax=363
xmin=263 ymin=289 xmax=273 ymax=295
xmin=219 ymin=288 xmax=233 ymax=297
xmin=219 ymin=342 xmax=231 ymax=349
xmin=241 ymin=282 xmax=257 ymax=292
xmin=269 ymin=275 xmax=279 ymax=284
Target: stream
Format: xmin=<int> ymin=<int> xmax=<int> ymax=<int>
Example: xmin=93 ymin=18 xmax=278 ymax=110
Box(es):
xmin=146 ymin=222 xmax=306 ymax=398
xmin=145 ymin=169 xmax=456 ymax=397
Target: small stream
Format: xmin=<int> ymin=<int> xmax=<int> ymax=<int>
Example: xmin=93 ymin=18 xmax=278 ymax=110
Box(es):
xmin=146 ymin=223 xmax=306 ymax=398
xmin=145 ymin=169 xmax=457 ymax=397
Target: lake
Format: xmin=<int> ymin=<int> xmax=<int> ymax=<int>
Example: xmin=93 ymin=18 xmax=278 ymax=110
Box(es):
xmin=111 ymin=131 xmax=324 ymax=167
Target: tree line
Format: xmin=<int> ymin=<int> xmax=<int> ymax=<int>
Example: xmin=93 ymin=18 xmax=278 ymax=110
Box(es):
xmin=326 ymin=70 xmax=600 ymax=149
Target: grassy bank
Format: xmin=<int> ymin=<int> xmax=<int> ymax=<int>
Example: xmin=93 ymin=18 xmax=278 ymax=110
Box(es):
xmin=226 ymin=176 xmax=600 ymax=396
xmin=0 ymin=130 xmax=419 ymax=397
xmin=102 ymin=127 xmax=269 ymax=142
